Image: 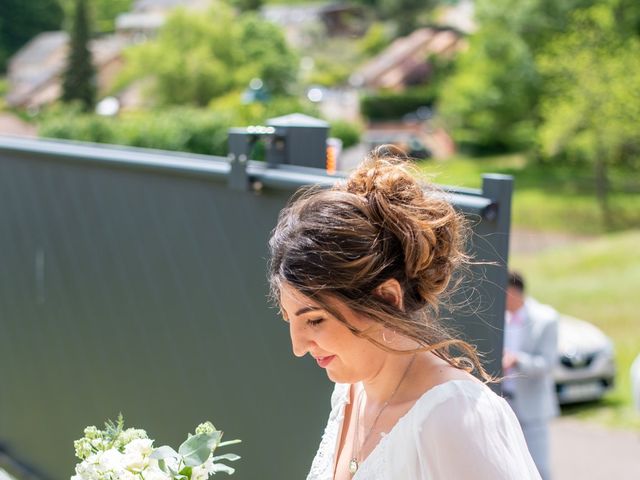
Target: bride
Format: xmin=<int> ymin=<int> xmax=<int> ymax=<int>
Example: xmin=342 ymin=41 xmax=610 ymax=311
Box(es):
xmin=268 ymin=150 xmax=541 ymax=479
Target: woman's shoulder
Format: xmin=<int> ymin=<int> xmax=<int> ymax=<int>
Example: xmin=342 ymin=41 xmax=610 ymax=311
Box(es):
xmin=394 ymin=380 xmax=540 ymax=479
xmin=414 ymin=379 xmax=497 ymax=411
xmin=407 ymin=379 xmax=519 ymax=438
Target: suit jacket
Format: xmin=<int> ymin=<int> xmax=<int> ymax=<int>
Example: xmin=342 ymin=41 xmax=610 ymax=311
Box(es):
xmin=507 ymin=297 xmax=560 ymax=423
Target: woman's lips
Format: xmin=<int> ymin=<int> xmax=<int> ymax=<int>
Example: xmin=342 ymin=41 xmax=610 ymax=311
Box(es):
xmin=316 ymin=355 xmax=335 ymax=368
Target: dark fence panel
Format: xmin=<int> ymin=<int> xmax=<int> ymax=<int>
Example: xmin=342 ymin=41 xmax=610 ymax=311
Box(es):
xmin=0 ymin=136 xmax=511 ymax=480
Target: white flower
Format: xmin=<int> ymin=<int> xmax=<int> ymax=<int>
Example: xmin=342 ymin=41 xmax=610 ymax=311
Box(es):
xmin=123 ymin=438 xmax=153 ymax=472
xmin=97 ymin=449 xmax=125 ymax=472
xmin=141 ymin=468 xmax=172 ymax=480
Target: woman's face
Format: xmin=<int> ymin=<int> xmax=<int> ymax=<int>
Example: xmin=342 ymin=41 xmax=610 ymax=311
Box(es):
xmin=279 ymin=283 xmax=382 ymax=384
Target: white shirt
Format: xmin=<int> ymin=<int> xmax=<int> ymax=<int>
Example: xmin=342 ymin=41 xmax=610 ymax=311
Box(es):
xmin=503 ymin=306 xmax=527 ymax=394
xmin=307 ymin=380 xmax=541 ymax=480
xmin=632 ymin=353 xmax=640 ymax=412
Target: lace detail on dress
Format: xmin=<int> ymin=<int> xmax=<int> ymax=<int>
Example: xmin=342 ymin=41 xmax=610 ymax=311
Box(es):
xmin=352 ymin=431 xmax=388 ymax=480
xmin=306 ymin=384 xmax=350 ymax=480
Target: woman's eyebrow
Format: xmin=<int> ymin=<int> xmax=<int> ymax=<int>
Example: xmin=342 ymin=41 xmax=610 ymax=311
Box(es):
xmin=295 ymin=306 xmax=322 ymax=317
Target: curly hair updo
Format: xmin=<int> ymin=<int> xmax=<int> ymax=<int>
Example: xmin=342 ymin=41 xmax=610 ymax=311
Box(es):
xmin=268 ymin=147 xmax=488 ymax=377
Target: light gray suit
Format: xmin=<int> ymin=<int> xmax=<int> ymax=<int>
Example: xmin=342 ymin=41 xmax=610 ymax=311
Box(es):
xmin=504 ymin=297 xmax=559 ymax=480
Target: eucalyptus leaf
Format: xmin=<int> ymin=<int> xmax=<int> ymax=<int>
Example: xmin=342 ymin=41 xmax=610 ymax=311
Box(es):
xmin=212 ymin=464 xmax=236 ymax=475
xmin=178 ymin=432 xmax=221 ymax=467
xmin=167 ymin=464 xmax=188 ymax=480
xmin=212 ymin=453 xmax=241 ymax=462
xmin=218 ymin=439 xmax=242 ymax=447
xmin=150 ymin=445 xmax=179 ymax=460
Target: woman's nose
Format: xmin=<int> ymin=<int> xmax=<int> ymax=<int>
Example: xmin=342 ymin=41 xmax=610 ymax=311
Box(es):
xmin=289 ymin=322 xmax=311 ymax=357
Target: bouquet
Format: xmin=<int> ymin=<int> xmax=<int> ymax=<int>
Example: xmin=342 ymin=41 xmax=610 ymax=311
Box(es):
xmin=72 ymin=415 xmax=240 ymax=480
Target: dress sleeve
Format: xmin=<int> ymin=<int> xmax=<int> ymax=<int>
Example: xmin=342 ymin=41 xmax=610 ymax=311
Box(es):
xmin=415 ymin=384 xmax=541 ymax=480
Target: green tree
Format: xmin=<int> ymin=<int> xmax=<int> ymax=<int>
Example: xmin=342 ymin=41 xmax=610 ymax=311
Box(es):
xmin=351 ymin=0 xmax=437 ymax=35
xmin=379 ymin=0 xmax=436 ymax=35
xmin=537 ymin=6 xmax=640 ymax=222
xmin=229 ymin=0 xmax=263 ymax=12
xmin=58 ymin=0 xmax=133 ymax=33
xmin=116 ymin=2 xmax=297 ymax=106
xmin=235 ymin=13 xmax=298 ymax=95
xmin=440 ymin=0 xmax=599 ymax=152
xmin=62 ymin=0 xmax=96 ymax=111
xmin=0 ymin=0 xmax=64 ymax=72
xmin=439 ymin=27 xmax=538 ymax=151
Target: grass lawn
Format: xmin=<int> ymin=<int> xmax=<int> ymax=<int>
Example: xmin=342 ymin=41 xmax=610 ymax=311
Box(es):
xmin=419 ymin=153 xmax=640 ymax=234
xmin=418 ymin=154 xmax=640 ymax=429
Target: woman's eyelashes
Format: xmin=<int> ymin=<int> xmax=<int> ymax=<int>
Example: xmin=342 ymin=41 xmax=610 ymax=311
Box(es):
xmin=306 ymin=318 xmax=325 ymax=327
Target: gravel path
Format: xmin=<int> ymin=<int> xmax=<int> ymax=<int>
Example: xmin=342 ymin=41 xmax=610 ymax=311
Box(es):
xmin=550 ymin=417 xmax=640 ymax=480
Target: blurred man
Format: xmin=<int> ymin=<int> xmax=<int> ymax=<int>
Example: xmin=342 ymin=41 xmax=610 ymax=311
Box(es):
xmin=502 ymin=271 xmax=559 ymax=480
xmin=632 ymin=353 xmax=640 ymax=412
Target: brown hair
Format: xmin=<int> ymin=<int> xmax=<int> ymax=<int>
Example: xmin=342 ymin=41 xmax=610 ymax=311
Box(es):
xmin=268 ymin=147 xmax=490 ymax=380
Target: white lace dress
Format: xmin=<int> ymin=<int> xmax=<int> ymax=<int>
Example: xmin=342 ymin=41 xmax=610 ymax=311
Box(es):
xmin=306 ymin=380 xmax=541 ymax=480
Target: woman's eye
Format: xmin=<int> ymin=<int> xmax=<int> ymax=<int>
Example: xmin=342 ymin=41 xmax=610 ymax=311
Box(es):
xmin=307 ymin=318 xmax=324 ymax=327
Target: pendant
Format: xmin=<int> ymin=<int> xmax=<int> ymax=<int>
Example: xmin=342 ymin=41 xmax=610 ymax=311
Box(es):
xmin=349 ymin=458 xmax=359 ymax=475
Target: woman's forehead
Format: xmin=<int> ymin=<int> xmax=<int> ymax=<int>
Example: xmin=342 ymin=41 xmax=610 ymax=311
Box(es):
xmin=279 ymin=284 xmax=323 ymax=316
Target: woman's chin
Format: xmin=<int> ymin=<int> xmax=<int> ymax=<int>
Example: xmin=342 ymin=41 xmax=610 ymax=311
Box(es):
xmin=325 ymin=368 xmax=357 ymax=385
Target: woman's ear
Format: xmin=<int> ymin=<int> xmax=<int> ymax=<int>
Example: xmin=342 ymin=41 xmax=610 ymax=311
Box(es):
xmin=374 ymin=278 xmax=404 ymax=310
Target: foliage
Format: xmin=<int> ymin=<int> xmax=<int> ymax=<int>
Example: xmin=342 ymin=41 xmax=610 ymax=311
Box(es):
xmin=208 ymin=92 xmax=319 ymax=126
xmin=0 ymin=0 xmax=64 ymax=72
xmin=115 ymin=3 xmax=297 ymax=106
xmin=329 ymin=120 xmax=362 ymax=149
xmin=235 ymin=13 xmax=298 ymax=95
xmin=229 ymin=0 xmax=264 ymax=11
xmin=39 ymin=106 xmax=233 ymax=156
xmin=352 ymin=0 xmax=437 ymax=35
xmin=536 ymin=6 xmax=640 ymax=218
xmin=301 ymin=35 xmax=363 ymax=87
xmin=38 ymin=95 xmax=321 ymax=156
xmin=59 ymin=0 xmax=133 ymax=33
xmin=440 ymin=0 xmax=600 ymax=152
xmin=439 ymin=27 xmax=538 ymax=152
xmin=356 ymin=22 xmax=392 ymax=57
xmin=361 ymin=86 xmax=437 ymax=121
xmin=418 ymin=153 xmax=640 ymax=234
xmin=62 ymin=0 xmax=96 ymax=111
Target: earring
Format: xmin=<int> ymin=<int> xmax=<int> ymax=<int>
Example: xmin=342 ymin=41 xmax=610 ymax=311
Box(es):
xmin=382 ymin=329 xmax=396 ymax=344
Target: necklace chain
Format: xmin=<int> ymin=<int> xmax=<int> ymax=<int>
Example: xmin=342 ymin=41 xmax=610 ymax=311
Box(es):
xmin=349 ymin=354 xmax=417 ymax=476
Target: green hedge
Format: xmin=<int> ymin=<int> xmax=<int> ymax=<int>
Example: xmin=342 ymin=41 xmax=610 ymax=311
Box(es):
xmin=38 ymin=102 xmax=361 ymax=156
xmin=38 ymin=106 xmax=233 ymax=155
xmin=360 ymin=87 xmax=437 ymax=121
xmin=329 ymin=120 xmax=362 ymax=149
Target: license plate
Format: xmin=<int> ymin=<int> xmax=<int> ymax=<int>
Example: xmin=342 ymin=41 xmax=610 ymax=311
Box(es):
xmin=560 ymin=382 xmax=604 ymax=402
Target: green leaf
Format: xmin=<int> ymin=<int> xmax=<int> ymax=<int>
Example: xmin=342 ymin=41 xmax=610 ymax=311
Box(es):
xmin=178 ymin=466 xmax=192 ymax=477
xmin=150 ymin=445 xmax=180 ymax=460
xmin=167 ymin=464 xmax=188 ymax=480
xmin=178 ymin=432 xmax=221 ymax=467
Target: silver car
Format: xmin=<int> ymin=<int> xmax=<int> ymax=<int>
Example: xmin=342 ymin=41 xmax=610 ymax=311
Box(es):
xmin=554 ymin=315 xmax=616 ymax=404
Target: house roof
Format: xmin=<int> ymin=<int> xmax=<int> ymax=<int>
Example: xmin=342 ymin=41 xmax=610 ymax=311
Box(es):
xmin=132 ymin=0 xmax=209 ymax=12
xmin=267 ymin=113 xmax=329 ymax=128
xmin=116 ymin=0 xmax=210 ymax=33
xmin=6 ymin=32 xmax=129 ymax=109
xmin=352 ymin=28 xmax=464 ymax=90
